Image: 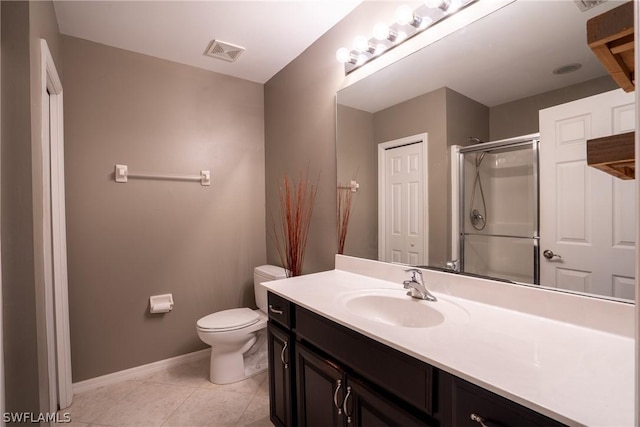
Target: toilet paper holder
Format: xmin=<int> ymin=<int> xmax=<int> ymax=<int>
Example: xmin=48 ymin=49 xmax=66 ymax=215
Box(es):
xmin=149 ymin=293 xmax=174 ymax=314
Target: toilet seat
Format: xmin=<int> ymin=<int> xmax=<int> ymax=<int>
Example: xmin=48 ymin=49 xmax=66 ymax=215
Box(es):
xmin=197 ymin=308 xmax=260 ymax=332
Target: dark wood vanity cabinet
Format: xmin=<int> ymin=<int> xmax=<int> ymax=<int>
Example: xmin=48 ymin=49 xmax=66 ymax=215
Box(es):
xmin=295 ymin=344 xmax=344 ymax=426
xmin=440 ymin=373 xmax=566 ymax=427
xmin=267 ymin=291 xmax=566 ymax=427
xmin=267 ymin=324 xmax=293 ymax=427
xmin=295 ymin=343 xmax=428 ymax=427
xmin=267 ymin=293 xmax=295 ymax=427
xmin=346 ymin=374 xmax=429 ymax=427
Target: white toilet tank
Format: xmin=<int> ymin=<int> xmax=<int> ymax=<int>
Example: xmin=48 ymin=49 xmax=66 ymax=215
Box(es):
xmin=253 ymin=265 xmax=287 ymax=312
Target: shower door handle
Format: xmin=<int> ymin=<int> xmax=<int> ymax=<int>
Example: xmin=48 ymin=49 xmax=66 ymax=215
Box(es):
xmin=543 ymin=250 xmax=562 ymax=260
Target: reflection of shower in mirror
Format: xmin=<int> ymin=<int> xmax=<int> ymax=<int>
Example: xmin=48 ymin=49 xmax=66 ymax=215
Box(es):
xmin=469 ymin=140 xmax=487 ymax=231
xmin=470 ymin=209 xmax=485 ymax=229
xmin=455 ymin=135 xmax=539 ymax=285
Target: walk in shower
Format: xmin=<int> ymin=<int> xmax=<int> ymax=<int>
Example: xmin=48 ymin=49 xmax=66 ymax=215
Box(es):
xmin=455 ymin=135 xmax=540 ymax=284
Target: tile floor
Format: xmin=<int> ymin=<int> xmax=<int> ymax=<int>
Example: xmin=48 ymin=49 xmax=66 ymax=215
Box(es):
xmin=58 ymin=357 xmax=273 ymax=427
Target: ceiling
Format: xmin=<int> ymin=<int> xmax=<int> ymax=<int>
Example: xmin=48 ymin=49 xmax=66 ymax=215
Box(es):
xmin=53 ymin=1 xmax=628 ymax=105
xmin=53 ymin=0 xmax=363 ymax=84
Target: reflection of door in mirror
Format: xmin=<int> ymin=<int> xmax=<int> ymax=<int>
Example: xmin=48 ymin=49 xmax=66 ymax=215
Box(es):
xmin=378 ymin=134 xmax=428 ymax=266
xmin=539 ymin=89 xmax=636 ymax=300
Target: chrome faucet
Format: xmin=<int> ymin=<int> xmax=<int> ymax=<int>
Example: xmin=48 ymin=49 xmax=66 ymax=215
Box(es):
xmin=403 ymin=269 xmax=437 ymax=302
xmin=444 ymin=259 xmax=460 ymax=272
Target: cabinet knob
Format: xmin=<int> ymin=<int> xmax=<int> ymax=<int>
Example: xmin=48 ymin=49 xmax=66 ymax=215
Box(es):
xmin=470 ymin=413 xmax=489 ymax=427
xmin=280 ymin=341 xmax=288 ymax=369
xmin=333 ymin=380 xmax=343 ymax=415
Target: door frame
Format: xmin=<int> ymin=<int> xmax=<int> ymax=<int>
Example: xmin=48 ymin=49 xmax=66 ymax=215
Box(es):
xmin=377 ymin=133 xmax=429 ymax=264
xmin=40 ymin=39 xmax=73 ymax=410
xmin=0 ymin=7 xmax=4 ymax=424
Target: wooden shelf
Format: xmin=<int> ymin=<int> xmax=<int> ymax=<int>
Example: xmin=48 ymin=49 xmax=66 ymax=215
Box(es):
xmin=587 ymin=1 xmax=635 ymax=92
xmin=586 ymin=131 xmax=635 ymax=180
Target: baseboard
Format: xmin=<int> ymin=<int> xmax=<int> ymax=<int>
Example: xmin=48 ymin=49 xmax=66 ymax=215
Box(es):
xmin=72 ymin=348 xmax=211 ymax=394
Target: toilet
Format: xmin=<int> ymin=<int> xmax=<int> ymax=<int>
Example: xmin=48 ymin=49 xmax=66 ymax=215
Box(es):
xmin=196 ymin=265 xmax=287 ymax=384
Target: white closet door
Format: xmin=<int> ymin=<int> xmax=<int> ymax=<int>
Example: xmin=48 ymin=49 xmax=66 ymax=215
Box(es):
xmin=379 ymin=135 xmax=428 ymax=266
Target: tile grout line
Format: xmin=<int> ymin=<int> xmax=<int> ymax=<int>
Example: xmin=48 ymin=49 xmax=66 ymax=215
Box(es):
xmin=158 ymin=385 xmax=199 ymax=427
xmin=233 ymin=388 xmax=262 ymax=427
xmin=68 ymin=360 xmax=270 ymax=426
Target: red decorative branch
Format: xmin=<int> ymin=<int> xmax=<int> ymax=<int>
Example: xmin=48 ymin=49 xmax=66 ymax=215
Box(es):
xmin=337 ymin=184 xmax=354 ymax=255
xmin=268 ymin=169 xmax=318 ymax=277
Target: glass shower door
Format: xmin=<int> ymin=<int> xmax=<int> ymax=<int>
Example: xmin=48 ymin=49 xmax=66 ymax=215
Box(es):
xmin=459 ymin=136 xmax=539 ymax=284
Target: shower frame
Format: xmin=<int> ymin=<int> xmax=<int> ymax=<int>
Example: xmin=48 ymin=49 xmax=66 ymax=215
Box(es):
xmin=457 ymin=134 xmax=540 ymax=284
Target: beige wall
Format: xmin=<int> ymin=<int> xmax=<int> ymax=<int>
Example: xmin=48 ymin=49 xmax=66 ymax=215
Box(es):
xmin=334 ymin=75 xmax=613 ymax=269
xmin=446 ymin=88 xmax=491 ymax=146
xmin=445 ymin=88 xmax=490 ymax=259
xmin=264 ymin=2 xmax=408 ymax=273
xmin=62 ymin=36 xmax=266 ymax=381
xmin=334 ymin=90 xmax=490 ymax=269
xmin=489 ymin=76 xmax=618 ymax=140
xmin=336 ymin=105 xmax=376 ymax=259
xmin=264 ymin=13 xmax=348 ymax=273
xmin=372 ymin=88 xmax=488 ymax=266
xmin=263 ymin=1 xmax=503 ymax=273
xmin=1 ymin=0 xmax=61 ymax=413
xmin=1 ymin=1 xmax=39 ymax=412
xmin=374 ymin=88 xmax=448 ymax=265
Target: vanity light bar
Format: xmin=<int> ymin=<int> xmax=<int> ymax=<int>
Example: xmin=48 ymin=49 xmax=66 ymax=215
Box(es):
xmin=336 ymin=0 xmax=477 ymax=74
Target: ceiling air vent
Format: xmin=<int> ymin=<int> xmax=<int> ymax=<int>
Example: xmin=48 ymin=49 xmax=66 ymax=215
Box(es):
xmin=574 ymin=0 xmax=607 ymax=12
xmin=204 ymin=40 xmax=245 ymax=63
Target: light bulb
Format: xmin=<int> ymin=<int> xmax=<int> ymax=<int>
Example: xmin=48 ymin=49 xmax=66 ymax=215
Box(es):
xmin=335 ymin=47 xmax=351 ymax=64
xmin=374 ymin=23 xmax=398 ymax=42
xmin=356 ymin=54 xmax=368 ymax=66
xmin=395 ymin=5 xmax=414 ymax=26
xmin=446 ymin=0 xmax=461 ymax=14
xmin=395 ymin=31 xmax=408 ymax=43
xmin=428 ymin=0 xmax=452 ymax=11
xmin=374 ymin=44 xmax=386 ymax=55
xmin=354 ymin=35 xmax=370 ymax=53
xmin=419 ymin=16 xmax=433 ymax=30
xmin=373 ymin=23 xmax=390 ymax=41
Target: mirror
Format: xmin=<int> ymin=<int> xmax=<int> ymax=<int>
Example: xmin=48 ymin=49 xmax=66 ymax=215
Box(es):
xmin=336 ymin=0 xmax=635 ymax=302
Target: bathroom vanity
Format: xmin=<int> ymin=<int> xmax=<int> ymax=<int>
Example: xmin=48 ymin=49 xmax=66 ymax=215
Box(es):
xmin=265 ymin=255 xmax=635 ymax=427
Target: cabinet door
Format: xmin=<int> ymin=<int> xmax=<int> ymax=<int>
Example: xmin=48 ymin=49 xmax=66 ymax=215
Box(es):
xmin=295 ymin=305 xmax=435 ymax=415
xmin=296 ymin=344 xmax=345 ymax=427
xmin=268 ymin=324 xmax=294 ymax=427
xmin=345 ymin=375 xmax=432 ymax=427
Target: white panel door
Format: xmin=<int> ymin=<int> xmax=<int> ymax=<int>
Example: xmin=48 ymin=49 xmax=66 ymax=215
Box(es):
xmin=41 ymin=39 xmax=73 ymax=409
xmin=539 ymin=89 xmax=635 ymax=298
xmin=384 ymin=142 xmax=425 ymax=265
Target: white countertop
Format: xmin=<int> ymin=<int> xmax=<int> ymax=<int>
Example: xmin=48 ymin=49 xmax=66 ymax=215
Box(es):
xmin=263 ymin=258 xmax=635 ymax=427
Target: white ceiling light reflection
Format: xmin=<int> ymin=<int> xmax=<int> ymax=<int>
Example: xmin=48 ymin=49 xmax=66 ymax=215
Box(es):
xmin=336 ymin=0 xmax=478 ymax=73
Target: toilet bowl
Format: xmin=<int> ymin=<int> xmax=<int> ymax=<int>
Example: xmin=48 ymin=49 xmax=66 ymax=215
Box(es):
xmin=196 ymin=265 xmax=286 ymax=384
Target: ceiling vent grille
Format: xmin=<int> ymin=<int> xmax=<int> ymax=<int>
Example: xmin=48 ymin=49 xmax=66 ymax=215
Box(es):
xmin=573 ymin=0 xmax=607 ymax=12
xmin=204 ymin=40 xmax=245 ymax=62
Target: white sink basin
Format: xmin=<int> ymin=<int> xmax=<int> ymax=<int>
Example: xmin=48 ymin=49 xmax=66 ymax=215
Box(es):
xmin=339 ymin=288 xmax=465 ymax=328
